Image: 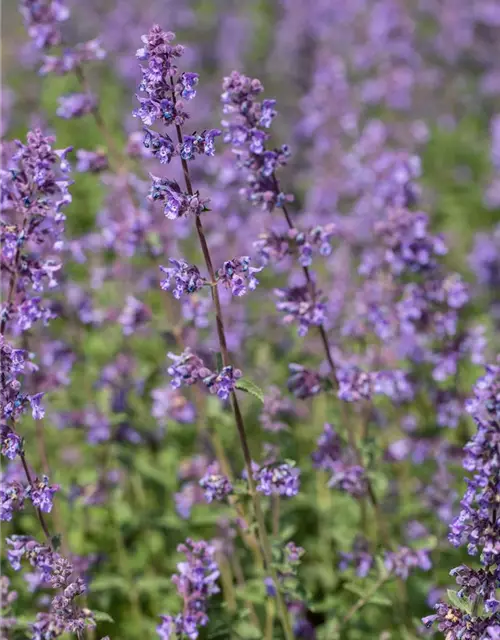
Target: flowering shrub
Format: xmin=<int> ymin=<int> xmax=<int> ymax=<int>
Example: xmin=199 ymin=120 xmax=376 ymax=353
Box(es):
xmin=2 ymin=1 xmax=500 ymax=639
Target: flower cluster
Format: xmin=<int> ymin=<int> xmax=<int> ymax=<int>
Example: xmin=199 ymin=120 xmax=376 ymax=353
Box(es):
xmin=203 ymin=366 xmax=242 ymax=401
xmin=255 ymin=224 xmax=337 ymax=267
xmin=424 ymin=362 xmax=500 ymax=634
xmin=156 ymin=539 xmax=220 ymax=640
xmin=384 ymin=546 xmax=432 ymax=580
xmin=275 ymin=285 xmax=327 ymax=336
xmin=19 ymin=0 xmax=69 ymax=50
xmin=221 ymin=71 xmax=292 ymax=210
xmin=312 ymin=424 xmax=368 ymax=497
xmin=2 ymin=474 xmax=59 ymax=521
xmin=215 ymin=256 xmax=262 ymax=297
xmin=254 ymin=462 xmax=300 ymax=497
xmin=1 ymin=130 xmax=72 ymax=323
xmin=6 ymin=536 xmax=95 ymax=637
xmin=160 ymin=259 xmax=207 ymax=299
xmin=149 ymin=175 xmax=208 ymax=219
xmin=199 ymin=464 xmax=233 ymax=503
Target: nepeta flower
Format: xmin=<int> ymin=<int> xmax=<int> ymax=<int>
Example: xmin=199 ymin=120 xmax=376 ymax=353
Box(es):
xmin=199 ymin=464 xmax=233 ymax=502
xmin=26 ymin=475 xmax=59 ymax=513
xmin=1 ymin=425 xmax=23 ymax=459
xmin=216 ymin=256 xmax=262 ymax=296
xmin=287 ymin=364 xmax=324 ymax=399
xmin=180 ymin=130 xmax=221 ymax=160
xmin=75 ymin=149 xmax=108 ymax=173
xmin=384 ymin=547 xmax=432 ymax=580
xmin=39 ymin=39 xmax=106 ymax=75
xmin=56 ymin=93 xmax=97 ymax=119
xmin=157 ymin=538 xmax=220 ymax=640
xmin=203 ymin=366 xmax=242 ymax=400
xmin=254 ymin=462 xmax=300 ymax=497
xmin=312 ymin=424 xmax=368 ymax=497
xmin=339 ymin=537 xmax=374 ymax=578
xmin=160 ymin=259 xmax=207 ymax=299
xmin=149 ymin=175 xmax=208 ymax=219
xmin=275 ymin=285 xmax=326 ymax=336
xmin=167 ymin=350 xmax=212 ymax=389
xmin=1 ymin=481 xmax=25 ymax=521
xmin=221 ymin=71 xmax=293 ymax=210
xmin=19 ymin=0 xmax=69 ymax=50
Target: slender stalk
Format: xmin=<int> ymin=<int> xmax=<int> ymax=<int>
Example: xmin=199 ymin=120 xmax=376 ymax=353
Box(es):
xmin=170 ymin=101 xmax=294 ymax=640
xmin=334 ymin=574 xmax=390 ymax=632
xmin=275 ymin=176 xmax=390 ymax=546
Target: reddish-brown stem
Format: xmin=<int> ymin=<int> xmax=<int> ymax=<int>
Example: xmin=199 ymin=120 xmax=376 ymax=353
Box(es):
xmin=169 ymin=83 xmax=294 ymax=640
xmin=274 ymin=176 xmax=390 ymax=544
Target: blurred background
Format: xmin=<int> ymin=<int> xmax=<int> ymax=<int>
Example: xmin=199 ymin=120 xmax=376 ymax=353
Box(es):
xmin=2 ymin=1 xmax=500 ymax=638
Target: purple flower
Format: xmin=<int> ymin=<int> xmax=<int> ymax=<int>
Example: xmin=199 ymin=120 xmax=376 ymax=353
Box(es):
xmin=312 ymin=424 xmax=368 ymax=497
xmin=1 ymin=481 xmax=26 ymax=521
xmin=254 ymin=462 xmax=300 ymax=497
xmin=143 ymin=128 xmax=175 ymax=164
xmin=199 ymin=464 xmax=233 ymax=502
xmin=157 ymin=538 xmax=220 ymax=639
xmin=179 ymin=72 xmax=199 ymax=100
xmin=202 ymin=366 xmax=242 ymax=400
xmin=76 ymin=149 xmax=108 ymax=173
xmin=339 ymin=537 xmax=373 ymax=578
xmin=384 ymin=547 xmax=432 ymax=580
xmin=275 ymin=285 xmax=326 ymax=336
xmin=19 ymin=0 xmax=69 ymax=50
xmin=27 ymin=475 xmax=59 ymax=513
xmin=216 ymin=256 xmax=262 ymax=296
xmin=167 ymin=350 xmax=212 ymax=389
xmin=117 ymin=296 xmax=151 ymax=335
xmin=160 ymin=259 xmax=207 ymax=299
xmin=56 ymin=93 xmax=97 ymax=119
xmin=29 ymin=393 xmax=45 ymax=420
xmin=287 ymin=364 xmax=324 ymax=399
xmin=149 ymin=175 xmax=208 ymax=219
xmin=1 ymin=426 xmax=23 ymax=459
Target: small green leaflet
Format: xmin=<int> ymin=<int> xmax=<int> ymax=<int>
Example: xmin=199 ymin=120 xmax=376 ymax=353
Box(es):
xmin=235 ymin=377 xmax=265 ymax=403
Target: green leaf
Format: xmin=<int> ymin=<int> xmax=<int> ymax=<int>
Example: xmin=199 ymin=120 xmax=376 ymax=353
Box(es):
xmin=233 ymin=621 xmax=263 ymax=639
xmin=94 ymin=610 xmax=115 ymax=623
xmin=235 ymin=378 xmax=265 ymax=403
xmin=447 ymin=589 xmax=469 ymax=613
xmin=344 ymin=583 xmax=392 ymax=607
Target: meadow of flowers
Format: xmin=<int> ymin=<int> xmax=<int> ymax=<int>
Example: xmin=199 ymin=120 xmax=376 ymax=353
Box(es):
xmin=1 ymin=1 xmax=500 ymax=638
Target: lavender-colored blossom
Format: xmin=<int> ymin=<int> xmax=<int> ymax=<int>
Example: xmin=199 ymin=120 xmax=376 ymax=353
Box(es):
xmin=75 ymin=149 xmax=108 ymax=173
xmin=312 ymin=424 xmax=368 ymax=497
xmin=216 ymin=256 xmax=262 ymax=296
xmin=117 ymin=295 xmax=151 ymax=335
xmin=149 ymin=175 xmax=208 ymax=219
xmin=19 ymin=0 xmax=69 ymax=50
xmin=167 ymin=350 xmax=212 ymax=389
xmin=1 ymin=425 xmax=23 ymax=459
xmin=287 ymin=364 xmax=324 ymax=399
xmin=157 ymin=538 xmax=220 ymax=640
xmin=1 ymin=481 xmax=26 ymax=521
xmin=275 ymin=285 xmax=326 ymax=336
xmin=160 ymin=259 xmax=207 ymax=299
xmin=254 ymin=462 xmax=300 ymax=497
xmin=40 ymin=39 xmax=106 ymax=75
xmin=56 ymin=94 xmax=97 ymax=119
xmin=27 ymin=475 xmax=59 ymax=513
xmin=199 ymin=464 xmax=233 ymax=502
xmin=203 ymin=366 xmax=242 ymax=400
xmin=384 ymin=547 xmax=432 ymax=580
xmin=151 ymin=386 xmax=196 ymax=426
xmin=339 ymin=536 xmax=374 ymax=578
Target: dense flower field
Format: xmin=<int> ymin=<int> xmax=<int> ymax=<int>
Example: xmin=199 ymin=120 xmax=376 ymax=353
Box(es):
xmin=1 ymin=1 xmax=500 ymax=638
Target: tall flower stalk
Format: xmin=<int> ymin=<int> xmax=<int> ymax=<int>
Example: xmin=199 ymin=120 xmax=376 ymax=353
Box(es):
xmin=134 ymin=25 xmax=294 ymax=639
